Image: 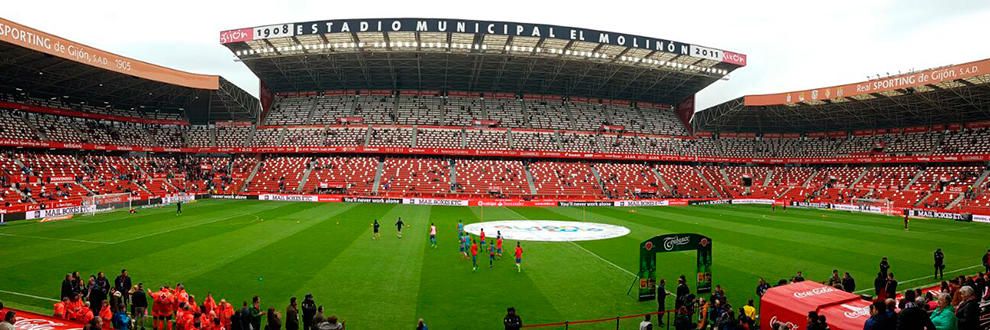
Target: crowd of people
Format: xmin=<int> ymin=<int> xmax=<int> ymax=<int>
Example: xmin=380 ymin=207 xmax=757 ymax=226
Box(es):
xmin=46 ymin=270 xmax=351 ymax=330
xmin=633 ymin=252 xmax=989 ymax=330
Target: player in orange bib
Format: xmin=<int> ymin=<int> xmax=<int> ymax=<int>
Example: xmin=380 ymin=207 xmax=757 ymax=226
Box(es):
xmin=149 ymin=286 xmax=175 ymax=330
xmin=217 ymin=299 xmax=234 ymax=330
xmin=53 ymin=298 xmax=68 ymax=319
xmin=202 ymin=294 xmax=216 ymax=314
xmin=99 ymin=301 xmax=113 ymax=330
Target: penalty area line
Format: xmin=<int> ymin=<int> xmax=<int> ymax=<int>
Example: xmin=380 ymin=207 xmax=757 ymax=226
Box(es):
xmin=0 ymin=289 xmax=58 ymax=302
xmin=569 ymin=241 xmax=637 ymax=278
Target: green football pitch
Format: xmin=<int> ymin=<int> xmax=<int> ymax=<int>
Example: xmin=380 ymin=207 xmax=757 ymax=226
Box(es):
xmin=1 ymin=200 xmax=988 ymax=329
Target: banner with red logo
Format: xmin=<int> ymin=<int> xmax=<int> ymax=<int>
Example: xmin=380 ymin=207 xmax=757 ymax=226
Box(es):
xmin=760 ymin=281 xmax=868 ymax=330
xmin=8 ymin=308 xmax=84 ymax=330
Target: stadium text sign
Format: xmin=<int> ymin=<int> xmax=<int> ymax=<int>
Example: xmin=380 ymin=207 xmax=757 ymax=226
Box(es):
xmin=0 ymin=18 xmax=218 ymax=90
xmin=221 ymin=18 xmax=744 ymax=65
xmin=464 ymin=220 xmax=629 ymax=242
xmin=745 ymin=58 xmax=990 ymax=106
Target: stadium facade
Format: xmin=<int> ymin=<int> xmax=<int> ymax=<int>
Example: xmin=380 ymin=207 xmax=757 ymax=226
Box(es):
xmin=1 ymin=16 xmax=990 ymax=224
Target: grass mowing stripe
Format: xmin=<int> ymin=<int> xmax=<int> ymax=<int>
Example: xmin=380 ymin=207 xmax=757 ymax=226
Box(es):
xmin=0 ymin=232 xmax=112 ymax=244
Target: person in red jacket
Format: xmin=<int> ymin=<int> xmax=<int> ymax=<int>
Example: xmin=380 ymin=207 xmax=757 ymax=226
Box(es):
xmin=217 ymin=299 xmax=234 ymax=330
xmin=202 ymin=294 xmax=216 ymax=315
xmin=99 ymin=301 xmax=113 ymax=330
xmin=53 ymin=298 xmax=68 ymax=319
xmin=149 ymin=286 xmax=174 ymax=330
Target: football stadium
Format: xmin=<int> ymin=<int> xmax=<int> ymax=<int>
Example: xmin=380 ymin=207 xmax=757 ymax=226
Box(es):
xmin=0 ymin=13 xmax=989 ymax=330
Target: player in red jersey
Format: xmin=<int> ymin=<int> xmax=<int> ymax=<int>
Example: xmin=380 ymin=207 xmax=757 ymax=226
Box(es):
xmin=496 ymin=235 xmax=504 ymax=258
xmin=514 ymin=242 xmax=524 ymax=272
xmin=470 ymin=239 xmax=479 ymax=272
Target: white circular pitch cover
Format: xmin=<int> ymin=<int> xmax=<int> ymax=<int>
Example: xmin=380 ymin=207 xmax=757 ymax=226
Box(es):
xmin=464 ymin=220 xmax=630 ymax=242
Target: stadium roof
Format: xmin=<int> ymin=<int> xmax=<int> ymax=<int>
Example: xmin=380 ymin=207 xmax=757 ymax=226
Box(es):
xmin=0 ymin=18 xmax=260 ymax=124
xmin=694 ymin=58 xmax=990 ymax=133
xmin=220 ymin=18 xmax=747 ymax=105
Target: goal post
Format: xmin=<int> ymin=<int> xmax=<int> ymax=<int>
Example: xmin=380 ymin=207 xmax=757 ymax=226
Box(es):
xmin=82 ymin=193 xmax=133 ymax=215
xmin=852 ymin=197 xmax=895 ymax=216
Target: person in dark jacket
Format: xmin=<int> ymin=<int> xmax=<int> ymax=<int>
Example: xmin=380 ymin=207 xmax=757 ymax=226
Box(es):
xmin=675 ymin=276 xmax=690 ymax=309
xmin=895 ymin=297 xmax=935 ymax=330
xmin=873 ymin=272 xmax=886 ymax=299
xmin=130 ymin=284 xmax=147 ymax=330
xmin=300 ymin=294 xmax=316 ymax=330
xmin=113 ymin=270 xmax=132 ymax=308
xmin=284 ymin=297 xmax=299 ymax=330
xmin=879 ymin=257 xmax=890 ymax=277
xmin=841 ymin=272 xmax=856 ymax=293
xmin=755 ymin=278 xmax=770 ymax=297
xmin=61 ymin=274 xmax=75 ymax=300
xmin=265 ymin=307 xmax=281 ymax=330
xmin=933 ymin=248 xmax=945 ymax=279
xmin=983 ymin=249 xmax=990 ymax=273
xmin=237 ymin=302 xmax=252 ymax=330
xmin=656 ymin=278 xmax=668 ymax=318
xmin=955 ymin=286 xmax=980 ymax=330
xmin=250 ymin=296 xmax=263 ymax=330
xmin=502 ymin=307 xmax=522 ymax=330
xmin=884 ymin=273 xmax=898 ymax=301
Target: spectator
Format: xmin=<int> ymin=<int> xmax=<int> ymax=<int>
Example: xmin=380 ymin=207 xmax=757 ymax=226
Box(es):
xmin=111 ymin=304 xmax=130 ymax=330
xmin=130 ymin=284 xmax=147 ymax=330
xmin=503 ymin=307 xmax=522 ymax=330
xmin=250 ymin=296 xmax=262 ymax=330
xmin=311 ymin=306 xmax=325 ymax=328
xmin=285 ymin=297 xmax=298 ymax=330
xmin=674 ymin=306 xmax=692 ymax=330
xmin=826 ymin=270 xmax=841 ymax=288
xmin=863 ymin=301 xmax=887 ymax=330
xmin=316 ymin=315 xmax=343 ymax=330
xmin=756 ymin=278 xmax=770 ymax=297
xmin=62 ymin=274 xmax=75 ymax=300
xmin=897 ymin=297 xmax=935 ymax=330
xmin=265 ymin=307 xmax=281 ymax=330
xmin=675 ymin=276 xmax=690 ymax=308
xmin=955 ymin=286 xmax=979 ymax=330
xmin=0 ymin=311 xmax=13 ymax=330
xmin=929 ymin=292 xmax=957 ymax=330
xmin=638 ymin=314 xmax=653 ymax=330
xmin=842 ymin=272 xmax=856 ymax=293
xmin=884 ymin=273 xmax=898 ymax=302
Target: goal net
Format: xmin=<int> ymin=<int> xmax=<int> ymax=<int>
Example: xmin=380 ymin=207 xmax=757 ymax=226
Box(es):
xmin=82 ymin=193 xmax=132 ymax=215
xmin=852 ymin=198 xmax=895 ymax=216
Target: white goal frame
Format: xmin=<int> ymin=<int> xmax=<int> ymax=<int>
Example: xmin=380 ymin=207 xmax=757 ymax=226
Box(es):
xmin=82 ymin=193 xmax=133 ymax=215
xmin=852 ymin=197 xmax=895 ymax=216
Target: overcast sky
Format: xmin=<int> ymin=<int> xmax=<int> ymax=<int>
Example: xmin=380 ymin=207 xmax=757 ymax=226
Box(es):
xmin=5 ymin=0 xmax=990 ymax=110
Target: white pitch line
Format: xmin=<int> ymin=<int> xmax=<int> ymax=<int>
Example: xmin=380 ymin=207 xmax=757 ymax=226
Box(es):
xmin=854 ymin=264 xmax=984 ymax=294
xmin=109 ymin=212 xmax=258 ymax=244
xmin=570 ymin=241 xmax=637 ymax=278
xmin=0 ymin=232 xmax=111 ymax=245
xmin=0 ymin=289 xmax=58 ymax=302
